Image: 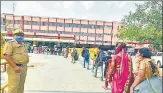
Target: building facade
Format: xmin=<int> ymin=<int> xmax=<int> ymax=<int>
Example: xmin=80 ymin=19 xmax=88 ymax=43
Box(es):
xmin=1 ymin=13 xmax=123 ymax=47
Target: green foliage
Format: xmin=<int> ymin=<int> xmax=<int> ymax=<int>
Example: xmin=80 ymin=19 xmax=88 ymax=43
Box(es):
xmin=117 ymin=1 xmax=162 ymax=50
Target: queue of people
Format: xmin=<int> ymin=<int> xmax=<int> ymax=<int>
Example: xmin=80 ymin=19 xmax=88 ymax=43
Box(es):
xmin=25 ymin=42 xmax=163 ymax=93
xmin=77 ymin=43 xmax=162 ymax=93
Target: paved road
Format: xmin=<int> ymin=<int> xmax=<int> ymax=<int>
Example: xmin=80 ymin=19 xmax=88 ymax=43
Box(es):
xmin=24 ymin=54 xmax=111 ymax=93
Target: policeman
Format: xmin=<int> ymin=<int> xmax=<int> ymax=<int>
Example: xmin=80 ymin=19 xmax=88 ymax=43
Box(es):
xmin=3 ymin=29 xmax=29 ymax=93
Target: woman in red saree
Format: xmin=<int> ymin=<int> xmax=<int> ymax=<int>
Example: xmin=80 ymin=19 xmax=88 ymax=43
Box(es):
xmin=106 ymin=43 xmax=134 ymax=93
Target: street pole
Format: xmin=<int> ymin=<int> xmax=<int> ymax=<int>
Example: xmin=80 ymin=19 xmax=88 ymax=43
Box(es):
xmin=13 ymin=3 xmax=15 ymax=14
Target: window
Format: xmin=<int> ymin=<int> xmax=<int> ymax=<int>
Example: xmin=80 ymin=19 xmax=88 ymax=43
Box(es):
xmin=77 ymin=24 xmax=81 ymax=28
xmin=10 ymin=20 xmax=14 ymax=24
xmin=49 ymin=30 xmax=52 ymax=33
xmin=24 ymin=21 xmax=31 ymax=25
xmin=73 ymin=24 xmax=77 ymax=27
xmin=60 ymin=31 xmax=62 ymax=34
xmin=87 ymin=25 xmax=91 ymax=29
xmin=32 ymin=21 xmax=35 ymax=25
xmin=100 ymin=25 xmax=103 ymax=29
xmin=65 ymin=23 xmax=70 ymax=27
xmin=27 ymin=29 xmax=31 ymax=32
xmin=15 ymin=20 xmax=21 ymax=24
xmin=29 ymin=29 xmax=33 ymax=32
xmin=106 ymin=25 xmax=112 ymax=28
xmin=42 ymin=22 xmax=48 ymax=26
xmin=37 ymin=30 xmax=40 ymax=33
xmin=31 ymin=21 xmax=35 ymax=25
xmin=55 ymin=31 xmax=58 ymax=34
xmin=67 ymin=32 xmax=71 ymax=34
xmin=97 ymin=25 xmax=102 ymax=29
xmin=33 ymin=30 xmax=36 ymax=32
xmin=49 ymin=22 xmax=53 ymax=26
xmin=84 ymin=24 xmax=87 ymax=28
xmin=57 ymin=23 xmax=63 ymax=27
xmin=94 ymin=25 xmax=98 ymax=29
xmin=24 ymin=29 xmax=27 ymax=32
xmin=81 ymin=24 xmax=84 ymax=28
xmin=69 ymin=23 xmax=73 ymax=27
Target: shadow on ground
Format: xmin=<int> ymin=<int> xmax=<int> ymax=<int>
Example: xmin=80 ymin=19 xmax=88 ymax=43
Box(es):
xmin=25 ymin=90 xmax=111 ymax=93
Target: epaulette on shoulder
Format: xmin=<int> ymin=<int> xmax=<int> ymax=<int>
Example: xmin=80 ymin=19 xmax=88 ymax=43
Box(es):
xmin=7 ymin=40 xmax=15 ymax=43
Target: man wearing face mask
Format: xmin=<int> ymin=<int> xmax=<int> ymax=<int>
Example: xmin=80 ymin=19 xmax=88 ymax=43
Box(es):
xmin=3 ymin=29 xmax=29 ymax=93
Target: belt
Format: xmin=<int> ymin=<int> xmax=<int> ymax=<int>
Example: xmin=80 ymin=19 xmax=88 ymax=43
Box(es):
xmin=16 ymin=63 xmax=27 ymax=67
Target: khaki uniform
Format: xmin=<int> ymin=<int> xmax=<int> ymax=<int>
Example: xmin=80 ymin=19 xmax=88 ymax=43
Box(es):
xmin=3 ymin=39 xmax=29 ymax=93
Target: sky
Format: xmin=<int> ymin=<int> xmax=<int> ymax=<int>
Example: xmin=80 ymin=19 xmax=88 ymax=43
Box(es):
xmin=1 ymin=1 xmax=145 ymax=22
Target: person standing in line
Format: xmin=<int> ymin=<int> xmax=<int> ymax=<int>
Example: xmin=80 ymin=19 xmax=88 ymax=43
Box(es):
xmin=83 ymin=48 xmax=90 ymax=70
xmin=81 ymin=47 xmax=86 ymax=63
xmin=63 ymin=46 xmax=69 ymax=58
xmin=71 ymin=47 xmax=78 ymax=64
xmin=106 ymin=43 xmax=134 ymax=93
xmin=92 ymin=47 xmax=100 ymax=73
xmin=94 ymin=46 xmax=105 ymax=81
xmin=65 ymin=46 xmax=69 ymax=58
xmin=3 ymin=30 xmax=29 ymax=93
xmin=103 ymin=51 xmax=112 ymax=78
xmin=31 ymin=45 xmax=34 ymax=53
xmin=50 ymin=46 xmax=54 ymax=55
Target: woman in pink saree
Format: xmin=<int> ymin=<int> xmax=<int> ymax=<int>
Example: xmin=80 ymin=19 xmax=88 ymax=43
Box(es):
xmin=106 ymin=43 xmax=134 ymax=93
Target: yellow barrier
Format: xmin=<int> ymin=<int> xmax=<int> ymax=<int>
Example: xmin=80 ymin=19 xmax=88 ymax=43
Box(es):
xmin=1 ymin=33 xmax=6 ymax=59
xmin=1 ymin=48 xmax=4 ymax=59
xmin=0 ymin=61 xmax=7 ymax=65
xmin=1 ymin=83 xmax=8 ymax=93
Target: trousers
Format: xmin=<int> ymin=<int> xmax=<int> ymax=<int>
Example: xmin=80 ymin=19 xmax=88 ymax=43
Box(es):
xmin=83 ymin=58 xmax=89 ymax=69
xmin=7 ymin=65 xmax=27 ymax=93
xmin=94 ymin=60 xmax=104 ymax=80
xmin=104 ymin=62 xmax=108 ymax=78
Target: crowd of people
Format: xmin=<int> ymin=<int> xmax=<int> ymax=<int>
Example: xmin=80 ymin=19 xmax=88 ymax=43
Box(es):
xmin=27 ymin=45 xmax=64 ymax=55
xmin=27 ymin=43 xmax=162 ymax=93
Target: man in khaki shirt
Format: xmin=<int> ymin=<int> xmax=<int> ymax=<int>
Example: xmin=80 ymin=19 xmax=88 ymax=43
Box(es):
xmin=3 ymin=29 xmax=29 ymax=93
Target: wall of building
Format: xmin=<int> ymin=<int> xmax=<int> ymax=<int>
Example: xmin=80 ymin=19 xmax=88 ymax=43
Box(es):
xmin=1 ymin=13 xmax=122 ymax=46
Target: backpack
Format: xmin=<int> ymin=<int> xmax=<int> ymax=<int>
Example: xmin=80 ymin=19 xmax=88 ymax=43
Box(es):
xmin=84 ymin=50 xmax=89 ymax=59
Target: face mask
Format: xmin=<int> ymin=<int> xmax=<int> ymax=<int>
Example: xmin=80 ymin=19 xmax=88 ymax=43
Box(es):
xmin=15 ymin=35 xmax=24 ymax=42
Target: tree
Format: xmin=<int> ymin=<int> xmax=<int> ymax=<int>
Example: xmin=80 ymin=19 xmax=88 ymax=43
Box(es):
xmin=117 ymin=1 xmax=162 ymax=50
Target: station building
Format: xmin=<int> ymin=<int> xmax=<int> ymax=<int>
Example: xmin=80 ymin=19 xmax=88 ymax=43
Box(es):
xmin=1 ymin=13 xmax=130 ymax=49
